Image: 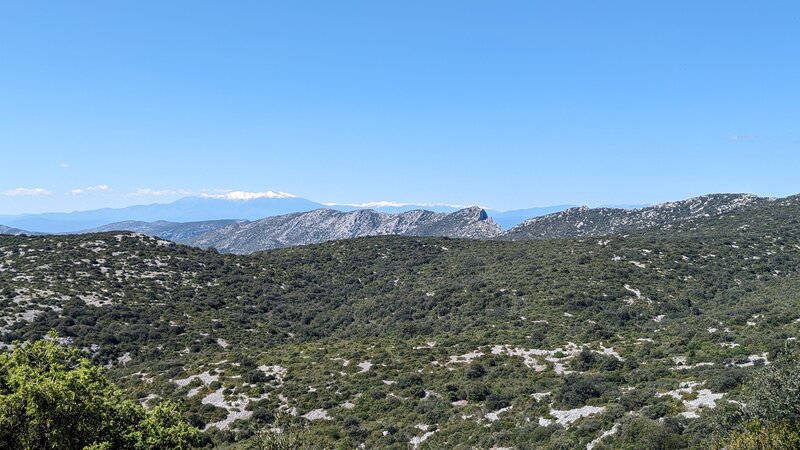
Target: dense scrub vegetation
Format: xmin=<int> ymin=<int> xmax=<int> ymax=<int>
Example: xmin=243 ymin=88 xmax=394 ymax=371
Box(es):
xmin=1 ymin=197 xmax=799 ymax=448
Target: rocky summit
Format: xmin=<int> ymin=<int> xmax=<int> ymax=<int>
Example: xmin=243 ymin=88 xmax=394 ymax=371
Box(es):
xmin=184 ymin=206 xmax=501 ymax=253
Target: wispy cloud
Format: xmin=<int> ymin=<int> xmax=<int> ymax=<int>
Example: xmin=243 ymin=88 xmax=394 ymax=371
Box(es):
xmin=727 ymin=135 xmax=755 ymax=141
xmin=3 ymin=187 xmax=52 ymax=196
xmin=70 ymin=184 xmax=111 ymax=195
xmin=125 ymin=188 xmax=192 ymax=197
xmin=59 ymin=163 xmax=70 ymax=168
xmin=323 ymin=200 xmax=468 ymax=208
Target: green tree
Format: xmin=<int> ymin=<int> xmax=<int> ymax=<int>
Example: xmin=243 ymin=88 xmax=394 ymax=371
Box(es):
xmin=0 ymin=331 xmax=199 ymax=450
xmin=713 ymin=347 xmax=800 ymax=449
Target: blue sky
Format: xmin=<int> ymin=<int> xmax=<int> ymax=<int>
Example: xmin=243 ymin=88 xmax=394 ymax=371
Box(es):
xmin=1 ymin=1 xmax=799 ymax=214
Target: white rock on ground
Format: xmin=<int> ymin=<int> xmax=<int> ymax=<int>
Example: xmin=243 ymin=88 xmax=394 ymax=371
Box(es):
xmin=489 ymin=343 xmax=582 ymax=374
xmin=258 ymin=365 xmax=287 ymax=384
xmin=586 ymin=422 xmax=621 ymax=450
xmin=409 ymin=424 xmax=437 ymax=448
xmin=539 ymin=406 xmax=606 ymax=427
xmin=201 ymin=388 xmax=269 ymax=430
xmin=727 ymin=353 xmax=770 ymax=368
xmin=173 ymin=371 xmax=220 ymax=397
xmin=658 ymin=381 xmax=724 ymax=419
xmin=485 ymin=406 xmax=512 ymax=422
xmin=624 ymin=284 xmax=642 ymax=299
xmin=532 ymin=392 xmax=551 ymax=401
xmin=447 ymin=351 xmax=485 ymax=364
xmin=302 ymin=409 xmax=332 ymax=421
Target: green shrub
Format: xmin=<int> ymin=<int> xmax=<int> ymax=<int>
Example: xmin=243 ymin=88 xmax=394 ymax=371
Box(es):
xmin=0 ymin=332 xmax=199 ymax=449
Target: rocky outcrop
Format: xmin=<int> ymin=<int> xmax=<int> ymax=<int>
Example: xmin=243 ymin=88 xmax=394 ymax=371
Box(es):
xmin=186 ymin=207 xmax=501 ymax=254
xmin=501 ymin=193 xmax=769 ymax=240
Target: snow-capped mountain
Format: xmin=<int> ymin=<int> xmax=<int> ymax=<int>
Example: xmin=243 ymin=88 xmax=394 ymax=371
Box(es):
xmin=323 ymin=201 xmax=469 ymax=214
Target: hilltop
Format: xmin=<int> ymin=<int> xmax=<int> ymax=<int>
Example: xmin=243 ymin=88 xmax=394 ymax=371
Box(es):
xmin=502 ymin=193 xmax=773 ymax=240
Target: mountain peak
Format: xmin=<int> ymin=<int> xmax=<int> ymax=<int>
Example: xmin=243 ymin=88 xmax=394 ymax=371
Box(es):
xmin=449 ymin=205 xmax=489 ymax=220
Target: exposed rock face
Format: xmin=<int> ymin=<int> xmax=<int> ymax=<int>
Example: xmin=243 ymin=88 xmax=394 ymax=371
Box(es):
xmin=185 ymin=207 xmax=501 ymax=254
xmin=410 ymin=206 xmax=501 ymax=240
xmin=501 ymin=194 xmax=770 ymax=240
xmin=48 ymin=193 xmax=798 ymax=253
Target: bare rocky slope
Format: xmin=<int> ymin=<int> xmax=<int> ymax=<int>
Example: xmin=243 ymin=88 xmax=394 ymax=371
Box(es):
xmin=185 ymin=206 xmax=501 ymax=253
xmin=500 ymin=193 xmax=773 ymax=240
xmin=82 ymin=194 xmax=794 ymax=255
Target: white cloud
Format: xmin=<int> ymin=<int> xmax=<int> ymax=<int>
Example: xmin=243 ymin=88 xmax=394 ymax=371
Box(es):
xmin=201 ymin=190 xmax=297 ymax=200
xmin=71 ymin=184 xmax=111 ymax=195
xmin=59 ymin=163 xmax=70 ymax=168
xmin=123 ymin=188 xmax=294 ymax=200
xmin=323 ymin=200 xmax=468 ymax=208
xmin=4 ymin=187 xmax=52 ymax=196
xmin=727 ymin=135 xmax=755 ymax=141
xmin=125 ymin=188 xmax=192 ymax=197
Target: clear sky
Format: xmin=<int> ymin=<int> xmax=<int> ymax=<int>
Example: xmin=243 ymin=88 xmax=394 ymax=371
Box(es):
xmin=1 ymin=1 xmax=799 ymax=214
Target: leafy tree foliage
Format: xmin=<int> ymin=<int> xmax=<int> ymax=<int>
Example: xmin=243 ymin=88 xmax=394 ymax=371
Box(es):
xmin=0 ymin=332 xmax=199 ymax=449
xmin=713 ymin=348 xmax=800 ymax=449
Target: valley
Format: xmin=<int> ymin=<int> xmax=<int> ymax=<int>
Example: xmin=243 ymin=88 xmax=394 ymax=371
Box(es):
xmin=1 ymin=194 xmax=799 ymax=448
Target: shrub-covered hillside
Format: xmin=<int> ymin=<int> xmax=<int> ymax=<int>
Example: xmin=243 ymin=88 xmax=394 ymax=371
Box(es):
xmin=1 ymin=197 xmax=799 ymax=448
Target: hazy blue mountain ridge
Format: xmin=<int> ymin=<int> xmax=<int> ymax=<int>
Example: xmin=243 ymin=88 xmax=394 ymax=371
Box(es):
xmin=0 ymin=196 xmax=578 ymax=233
xmin=0 ymin=224 xmax=43 ymax=236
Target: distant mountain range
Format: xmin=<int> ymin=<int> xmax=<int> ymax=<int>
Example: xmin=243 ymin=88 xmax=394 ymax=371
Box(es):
xmin=4 ymin=193 xmax=787 ymax=254
xmin=3 ymin=192 xmax=782 ymax=254
xmin=0 ymin=196 xmax=324 ymax=233
xmin=66 ymin=207 xmax=502 ymax=254
xmin=0 ymin=195 xmax=581 ymax=233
